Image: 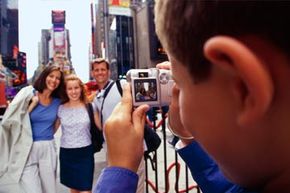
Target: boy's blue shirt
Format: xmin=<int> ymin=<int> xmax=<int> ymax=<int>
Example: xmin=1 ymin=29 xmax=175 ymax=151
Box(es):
xmin=94 ymin=140 xmax=258 ymax=193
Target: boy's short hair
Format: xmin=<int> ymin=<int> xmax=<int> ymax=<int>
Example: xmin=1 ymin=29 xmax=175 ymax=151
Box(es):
xmin=91 ymin=58 xmax=110 ymax=70
xmin=155 ymin=1 xmax=290 ymax=82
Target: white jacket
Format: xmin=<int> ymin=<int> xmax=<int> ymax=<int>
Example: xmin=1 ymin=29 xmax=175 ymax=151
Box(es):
xmin=0 ymin=85 xmax=34 ymax=189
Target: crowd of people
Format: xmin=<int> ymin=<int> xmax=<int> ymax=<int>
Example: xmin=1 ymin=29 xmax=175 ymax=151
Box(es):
xmin=1 ymin=0 xmax=290 ymax=193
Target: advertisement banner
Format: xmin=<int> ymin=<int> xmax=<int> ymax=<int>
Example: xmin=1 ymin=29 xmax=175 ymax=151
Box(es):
xmin=109 ymin=0 xmax=131 ymax=16
xmin=53 ymin=31 xmax=66 ymax=52
xmin=52 ymin=10 xmax=66 ymax=24
xmin=0 ymin=82 xmax=6 ymax=108
xmin=109 ymin=0 xmax=130 ymax=7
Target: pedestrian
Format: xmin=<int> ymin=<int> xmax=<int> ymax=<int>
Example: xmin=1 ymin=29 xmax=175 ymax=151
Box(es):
xmin=94 ymin=0 xmax=290 ymax=192
xmin=55 ymin=74 xmax=101 ymax=193
xmin=0 ymin=65 xmax=65 ymax=193
xmin=90 ymin=58 xmax=145 ymax=193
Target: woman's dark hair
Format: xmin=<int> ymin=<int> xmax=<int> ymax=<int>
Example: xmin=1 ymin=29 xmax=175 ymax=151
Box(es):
xmin=33 ymin=65 xmax=65 ymax=98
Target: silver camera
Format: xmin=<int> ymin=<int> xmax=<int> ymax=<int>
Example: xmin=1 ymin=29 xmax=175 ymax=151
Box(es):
xmin=126 ymin=68 xmax=174 ymax=107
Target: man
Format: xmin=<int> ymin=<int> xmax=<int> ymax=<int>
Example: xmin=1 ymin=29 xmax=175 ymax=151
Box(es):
xmin=94 ymin=1 xmax=290 ymax=193
xmin=91 ymin=58 xmax=122 ymax=126
xmin=91 ymin=58 xmax=145 ymax=193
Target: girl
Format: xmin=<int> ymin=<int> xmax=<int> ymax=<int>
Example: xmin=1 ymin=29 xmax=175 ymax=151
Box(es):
xmin=56 ymin=74 xmax=101 ymax=193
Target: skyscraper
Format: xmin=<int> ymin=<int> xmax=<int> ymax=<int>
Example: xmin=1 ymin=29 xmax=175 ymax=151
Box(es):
xmin=38 ymin=10 xmax=74 ymax=77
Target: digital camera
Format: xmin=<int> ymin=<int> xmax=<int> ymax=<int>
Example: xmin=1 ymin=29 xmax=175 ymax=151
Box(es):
xmin=126 ymin=68 xmax=174 ymax=107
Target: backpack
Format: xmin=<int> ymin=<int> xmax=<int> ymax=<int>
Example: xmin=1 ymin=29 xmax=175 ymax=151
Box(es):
xmin=86 ymin=102 xmax=104 ymax=153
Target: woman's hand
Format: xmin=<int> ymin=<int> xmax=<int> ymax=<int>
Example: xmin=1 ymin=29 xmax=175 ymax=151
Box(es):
xmin=28 ymin=91 xmax=39 ymax=113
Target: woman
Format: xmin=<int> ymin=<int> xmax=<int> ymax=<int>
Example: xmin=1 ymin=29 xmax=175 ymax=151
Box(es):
xmin=56 ymin=74 xmax=101 ymax=193
xmin=0 ymin=65 xmax=64 ymax=193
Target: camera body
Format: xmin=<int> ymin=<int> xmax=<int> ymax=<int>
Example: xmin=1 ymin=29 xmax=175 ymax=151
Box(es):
xmin=126 ymin=68 xmax=174 ymax=107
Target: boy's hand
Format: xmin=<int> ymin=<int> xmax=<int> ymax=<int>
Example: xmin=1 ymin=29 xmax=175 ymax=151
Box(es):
xmin=104 ymin=84 xmax=149 ymax=172
xmin=157 ymin=61 xmax=194 ymax=144
xmin=168 ymin=85 xmax=194 ymax=145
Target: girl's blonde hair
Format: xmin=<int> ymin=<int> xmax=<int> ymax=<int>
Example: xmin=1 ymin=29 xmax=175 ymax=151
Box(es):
xmin=61 ymin=74 xmax=88 ymax=104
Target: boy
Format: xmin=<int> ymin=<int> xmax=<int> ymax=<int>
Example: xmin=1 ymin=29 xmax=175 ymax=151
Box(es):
xmin=94 ymin=1 xmax=290 ymax=192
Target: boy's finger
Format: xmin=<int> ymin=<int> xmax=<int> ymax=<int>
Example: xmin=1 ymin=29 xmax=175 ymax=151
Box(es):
xmin=119 ymin=83 xmax=133 ymax=113
xmin=156 ymin=61 xmax=171 ymax=70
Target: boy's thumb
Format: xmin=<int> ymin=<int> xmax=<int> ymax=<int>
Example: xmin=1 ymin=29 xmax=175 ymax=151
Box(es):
xmin=133 ymin=105 xmax=149 ymax=134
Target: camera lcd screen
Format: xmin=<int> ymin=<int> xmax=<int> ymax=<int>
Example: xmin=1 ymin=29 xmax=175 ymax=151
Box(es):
xmin=134 ymin=78 xmax=158 ymax=102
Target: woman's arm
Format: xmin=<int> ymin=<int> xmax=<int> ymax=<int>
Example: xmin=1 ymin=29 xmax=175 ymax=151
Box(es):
xmin=54 ymin=118 xmax=61 ymax=133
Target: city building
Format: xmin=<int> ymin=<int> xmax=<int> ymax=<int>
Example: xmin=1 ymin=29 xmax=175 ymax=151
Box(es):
xmin=0 ymin=0 xmax=9 ymax=56
xmin=38 ymin=10 xmax=74 ymax=77
xmin=0 ymin=0 xmax=27 ymax=111
xmin=90 ymin=0 xmax=167 ymax=80
xmin=39 ymin=10 xmax=72 ymax=65
xmin=90 ymin=0 xmax=135 ymax=79
xmin=1 ymin=0 xmax=19 ymax=56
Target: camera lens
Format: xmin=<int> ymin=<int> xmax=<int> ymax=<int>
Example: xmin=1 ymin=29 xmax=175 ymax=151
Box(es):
xmin=159 ymin=72 xmax=170 ymax=84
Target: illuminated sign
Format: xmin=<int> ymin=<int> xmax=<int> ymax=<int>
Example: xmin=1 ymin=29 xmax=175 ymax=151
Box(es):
xmin=52 ymin=10 xmax=66 ymax=24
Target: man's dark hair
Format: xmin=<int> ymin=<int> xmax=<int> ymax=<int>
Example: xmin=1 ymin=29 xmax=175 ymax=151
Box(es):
xmin=91 ymin=58 xmax=110 ymax=70
xmin=155 ymin=0 xmax=290 ymax=82
xmin=33 ymin=65 xmax=65 ymax=98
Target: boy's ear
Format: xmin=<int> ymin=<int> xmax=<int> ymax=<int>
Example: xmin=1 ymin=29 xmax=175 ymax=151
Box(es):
xmin=203 ymin=36 xmax=274 ymax=126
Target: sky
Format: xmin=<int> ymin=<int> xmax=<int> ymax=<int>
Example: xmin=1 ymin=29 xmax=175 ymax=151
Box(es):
xmin=17 ymin=0 xmax=92 ymax=82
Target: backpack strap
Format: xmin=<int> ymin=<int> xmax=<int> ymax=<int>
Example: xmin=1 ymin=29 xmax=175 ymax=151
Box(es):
xmin=103 ymin=81 xmax=115 ymax=99
xmin=100 ymin=80 xmax=123 ymax=127
xmin=115 ymin=79 xmax=123 ymax=96
xmin=100 ymin=81 xmax=115 ymax=126
xmin=87 ymin=103 xmax=94 ymax=122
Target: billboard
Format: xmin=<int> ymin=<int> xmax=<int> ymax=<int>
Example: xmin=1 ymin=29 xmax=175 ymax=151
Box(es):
xmin=109 ymin=0 xmax=130 ymax=7
xmin=109 ymin=0 xmax=131 ymax=16
xmin=52 ymin=10 xmax=66 ymax=24
xmin=53 ymin=31 xmax=66 ymax=52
